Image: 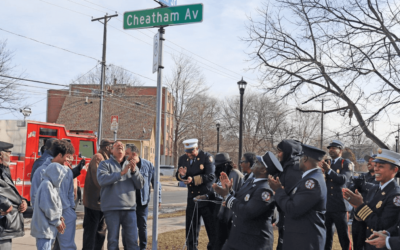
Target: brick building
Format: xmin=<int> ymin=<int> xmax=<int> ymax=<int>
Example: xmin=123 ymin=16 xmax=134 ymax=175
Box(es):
xmin=47 ymin=84 xmax=174 ymax=165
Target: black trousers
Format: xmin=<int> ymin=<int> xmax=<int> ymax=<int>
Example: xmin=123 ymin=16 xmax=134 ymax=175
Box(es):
xmin=325 ymin=211 xmax=351 ymax=250
xmin=82 ymin=206 xmax=107 ymax=250
xmin=352 ymin=219 xmax=366 ymax=250
xmin=185 ymin=200 xmax=215 ymax=250
xmin=212 ymin=203 xmax=231 ymax=250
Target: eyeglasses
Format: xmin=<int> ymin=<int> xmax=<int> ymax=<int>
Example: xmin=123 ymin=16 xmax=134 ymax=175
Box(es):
xmin=240 ymin=160 xmax=248 ymax=163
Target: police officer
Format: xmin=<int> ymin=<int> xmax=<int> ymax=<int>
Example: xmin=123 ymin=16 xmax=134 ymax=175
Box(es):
xmin=343 ymin=148 xmax=400 ymax=250
xmin=213 ymin=152 xmax=283 ymax=250
xmin=275 ymin=139 xmax=303 ymax=250
xmin=321 ymin=140 xmax=352 ymax=250
xmin=350 ymin=154 xmax=379 ymax=250
xmin=176 ymin=138 xmax=215 ymax=250
xmin=269 ymin=144 xmax=327 ymax=250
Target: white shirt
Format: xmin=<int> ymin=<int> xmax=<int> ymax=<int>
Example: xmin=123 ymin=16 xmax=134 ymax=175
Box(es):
xmin=253 ymin=178 xmax=268 ymax=183
xmin=328 ymin=157 xmax=340 ymax=175
xmin=380 ymin=178 xmax=394 ymax=190
xmin=302 ymin=168 xmax=318 ymax=179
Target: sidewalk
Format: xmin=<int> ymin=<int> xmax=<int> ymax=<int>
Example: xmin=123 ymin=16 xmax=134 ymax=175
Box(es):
xmin=12 ymin=216 xmax=186 ymax=250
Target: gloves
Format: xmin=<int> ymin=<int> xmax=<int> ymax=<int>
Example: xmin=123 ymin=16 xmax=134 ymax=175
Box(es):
xmin=77 ymin=159 xmax=86 ymax=171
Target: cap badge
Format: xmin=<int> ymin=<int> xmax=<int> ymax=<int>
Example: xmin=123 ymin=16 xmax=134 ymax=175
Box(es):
xmin=292 ymin=187 xmax=297 ymax=195
xmin=376 ymin=201 xmax=382 ymax=209
xmin=186 ymin=143 xmax=190 ymax=146
xmin=200 ymin=164 xmax=204 ymax=170
xmin=378 ymin=148 xmax=382 ymax=154
xmin=244 ymin=194 xmax=250 ymax=202
xmin=382 ymin=192 xmax=386 ymax=196
xmin=394 ymin=196 xmax=400 ymax=207
xmin=262 ymin=191 xmax=271 ymax=202
xmin=337 ymin=169 xmax=340 ymax=173
xmin=305 ymin=179 xmax=315 ymax=189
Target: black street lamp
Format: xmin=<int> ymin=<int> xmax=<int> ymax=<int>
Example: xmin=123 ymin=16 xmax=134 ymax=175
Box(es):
xmin=216 ymin=123 xmax=220 ymax=153
xmin=237 ymin=78 xmax=247 ymax=169
xmin=396 ymin=136 xmax=399 ymax=153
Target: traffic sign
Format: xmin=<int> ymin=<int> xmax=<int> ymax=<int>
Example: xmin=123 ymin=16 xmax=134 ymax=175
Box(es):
xmin=157 ymin=0 xmax=178 ymax=7
xmin=123 ymin=4 xmax=203 ymax=30
xmin=111 ymin=115 xmax=118 ymax=132
xmin=153 ymin=32 xmax=160 ymax=74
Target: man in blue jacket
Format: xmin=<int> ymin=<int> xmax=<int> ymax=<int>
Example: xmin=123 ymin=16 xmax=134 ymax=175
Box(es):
xmin=123 ymin=144 xmax=161 ymax=250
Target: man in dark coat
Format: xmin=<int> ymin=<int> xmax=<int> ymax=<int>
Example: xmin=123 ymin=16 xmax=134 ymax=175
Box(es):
xmin=364 ymin=213 xmax=400 ymax=249
xmin=321 ymin=140 xmax=353 ymax=250
xmin=269 ymin=144 xmax=327 ymax=250
xmin=275 ymin=139 xmax=303 ymax=250
xmin=176 ymin=138 xmax=215 ymax=250
xmin=343 ymin=148 xmax=400 ymax=250
xmin=0 ymin=142 xmax=28 ymax=250
xmin=213 ymin=152 xmax=283 ymax=250
xmin=30 ymin=138 xmax=56 ymax=181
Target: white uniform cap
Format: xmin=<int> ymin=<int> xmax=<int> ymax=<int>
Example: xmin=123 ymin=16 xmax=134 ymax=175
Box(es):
xmin=183 ymin=138 xmax=198 ymax=152
xmin=373 ymin=148 xmax=400 ymax=167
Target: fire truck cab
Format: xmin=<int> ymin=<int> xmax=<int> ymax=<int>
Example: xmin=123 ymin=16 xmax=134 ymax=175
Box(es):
xmin=0 ymin=120 xmax=97 ymax=204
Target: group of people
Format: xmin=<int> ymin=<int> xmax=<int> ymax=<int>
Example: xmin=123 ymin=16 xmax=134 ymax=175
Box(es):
xmin=176 ymin=138 xmax=400 ymax=250
xmin=0 ymin=139 xmax=160 ymax=250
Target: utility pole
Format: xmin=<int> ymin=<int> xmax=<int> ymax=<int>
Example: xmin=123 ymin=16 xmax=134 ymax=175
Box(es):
xmin=92 ymin=13 xmax=118 ymax=147
xmin=316 ymin=99 xmax=330 ymax=149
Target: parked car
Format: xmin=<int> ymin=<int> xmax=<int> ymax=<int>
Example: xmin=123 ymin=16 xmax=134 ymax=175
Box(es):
xmin=160 ymin=165 xmax=175 ymax=177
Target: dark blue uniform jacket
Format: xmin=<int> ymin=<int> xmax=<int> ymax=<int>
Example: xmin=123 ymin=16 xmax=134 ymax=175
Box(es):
xmin=326 ymin=157 xmax=352 ymax=212
xmin=355 ymin=180 xmax=400 ymax=250
xmin=275 ymin=168 xmax=327 ymax=250
xmin=223 ymin=179 xmax=275 ymax=250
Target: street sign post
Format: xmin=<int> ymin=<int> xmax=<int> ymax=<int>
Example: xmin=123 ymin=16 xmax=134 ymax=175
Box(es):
xmin=153 ymin=32 xmax=160 ymax=74
xmin=123 ymin=4 xmax=203 ymax=30
xmin=123 ymin=3 xmax=203 ymax=249
xmin=110 ymin=115 xmax=118 ymax=141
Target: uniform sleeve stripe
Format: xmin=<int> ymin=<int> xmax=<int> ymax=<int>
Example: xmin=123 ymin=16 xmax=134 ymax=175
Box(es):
xmin=226 ymin=195 xmax=235 ymax=209
xmin=361 ymin=210 xmax=373 ymax=221
xmin=357 ymin=205 xmax=369 ymax=217
xmin=358 ymin=207 xmax=370 ymax=220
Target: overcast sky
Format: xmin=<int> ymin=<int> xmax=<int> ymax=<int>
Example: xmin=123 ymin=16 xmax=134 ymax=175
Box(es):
xmin=0 ymin=0 xmax=398 ymax=147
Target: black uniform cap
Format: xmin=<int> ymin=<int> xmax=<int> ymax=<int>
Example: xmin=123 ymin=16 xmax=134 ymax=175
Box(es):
xmin=327 ymin=140 xmax=344 ymax=149
xmin=299 ymin=144 xmax=326 ymax=161
xmin=214 ymin=153 xmax=232 ymax=166
xmin=258 ymin=151 xmax=283 ymax=176
xmin=0 ymin=141 xmax=13 ymax=152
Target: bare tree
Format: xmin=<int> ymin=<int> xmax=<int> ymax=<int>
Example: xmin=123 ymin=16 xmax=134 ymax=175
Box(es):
xmin=71 ymin=64 xmax=143 ymax=86
xmin=0 ymin=40 xmax=24 ymax=112
xmin=245 ymin=0 xmax=400 ymax=148
xmin=165 ymin=53 xmax=209 ymax=166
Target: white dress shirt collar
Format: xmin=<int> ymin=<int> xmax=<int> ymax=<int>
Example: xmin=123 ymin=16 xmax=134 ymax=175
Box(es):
xmin=302 ymin=168 xmax=318 ymax=179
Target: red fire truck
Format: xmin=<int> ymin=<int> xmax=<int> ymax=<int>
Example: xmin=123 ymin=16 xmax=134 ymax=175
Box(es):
xmin=2 ymin=120 xmax=97 ymax=205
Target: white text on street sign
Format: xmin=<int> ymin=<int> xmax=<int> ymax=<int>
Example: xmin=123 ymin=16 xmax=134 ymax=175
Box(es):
xmin=123 ymin=4 xmax=203 ymax=30
xmin=111 ymin=115 xmax=118 ymax=132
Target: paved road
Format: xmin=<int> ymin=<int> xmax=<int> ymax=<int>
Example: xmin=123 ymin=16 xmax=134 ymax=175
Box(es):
xmin=75 ymin=189 xmax=188 ymax=213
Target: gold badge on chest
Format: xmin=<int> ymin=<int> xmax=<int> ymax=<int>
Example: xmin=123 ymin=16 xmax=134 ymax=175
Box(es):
xmin=197 ymin=158 xmax=200 ymax=161
xmin=244 ymin=194 xmax=250 ymax=201
xmin=336 ymin=169 xmax=340 ymax=173
xmin=382 ymin=192 xmax=386 ymax=196
xmin=376 ymin=201 xmax=382 ymax=209
xmin=200 ymin=164 xmax=204 ymax=170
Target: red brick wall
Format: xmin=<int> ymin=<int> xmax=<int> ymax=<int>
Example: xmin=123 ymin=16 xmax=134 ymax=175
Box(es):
xmin=47 ymin=89 xmax=68 ymax=123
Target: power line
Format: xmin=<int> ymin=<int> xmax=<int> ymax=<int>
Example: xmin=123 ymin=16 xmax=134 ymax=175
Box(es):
xmin=38 ymin=0 xmax=91 ymax=17
xmin=0 ymin=28 xmax=100 ymax=61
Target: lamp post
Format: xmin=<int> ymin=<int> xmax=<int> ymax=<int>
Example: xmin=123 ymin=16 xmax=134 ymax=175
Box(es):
xmin=237 ymin=78 xmax=247 ymax=169
xmin=216 ymin=123 xmax=220 ymax=153
xmin=396 ymin=136 xmax=399 ymax=153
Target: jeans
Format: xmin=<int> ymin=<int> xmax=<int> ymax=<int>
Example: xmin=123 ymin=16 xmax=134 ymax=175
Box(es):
xmin=0 ymin=239 xmax=11 ymax=250
xmin=104 ymin=210 xmax=139 ymax=250
xmin=82 ymin=207 xmax=106 ymax=250
xmin=136 ymin=204 xmax=148 ymax=250
xmin=56 ymin=207 xmax=77 ymax=250
xmin=36 ymin=238 xmax=55 ymax=250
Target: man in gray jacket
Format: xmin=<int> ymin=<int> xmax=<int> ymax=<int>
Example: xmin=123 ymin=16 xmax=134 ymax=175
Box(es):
xmin=97 ymin=141 xmax=144 ymax=250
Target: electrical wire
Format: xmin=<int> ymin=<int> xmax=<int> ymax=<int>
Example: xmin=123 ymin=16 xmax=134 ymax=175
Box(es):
xmin=0 ymin=28 xmax=100 ymax=62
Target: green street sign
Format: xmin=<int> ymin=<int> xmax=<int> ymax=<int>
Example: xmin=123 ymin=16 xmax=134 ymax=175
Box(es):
xmin=123 ymin=4 xmax=203 ymax=29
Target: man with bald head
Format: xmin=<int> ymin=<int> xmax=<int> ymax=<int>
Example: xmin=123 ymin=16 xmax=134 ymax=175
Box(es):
xmin=97 ymin=141 xmax=144 ymax=250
